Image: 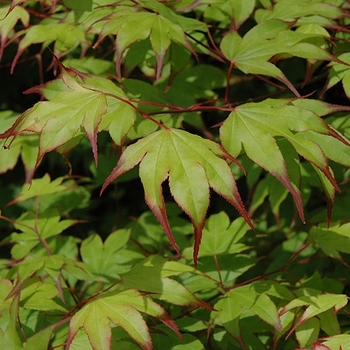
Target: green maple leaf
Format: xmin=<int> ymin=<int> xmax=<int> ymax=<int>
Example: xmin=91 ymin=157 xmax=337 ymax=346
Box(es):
xmin=220 ymin=99 xmax=350 ymax=222
xmin=0 ymin=66 xmax=135 ymax=170
xmin=0 ymin=5 xmax=29 ymax=60
xmin=92 ymin=4 xmax=198 ymax=79
xmin=66 ymin=289 xmax=181 ymax=350
xmin=102 ymin=128 xmax=253 ymax=264
xmin=220 ymin=19 xmax=336 ymax=95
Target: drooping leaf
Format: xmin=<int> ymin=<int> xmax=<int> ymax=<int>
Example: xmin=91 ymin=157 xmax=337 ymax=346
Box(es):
xmin=0 ymin=66 xmax=135 ymax=168
xmin=220 ymin=99 xmax=350 ymax=222
xmin=102 ymin=128 xmax=253 ymax=263
xmin=220 ymin=20 xmax=336 ymax=94
xmin=92 ymin=5 xmax=197 ymax=79
xmin=11 ymin=14 xmax=87 ymax=73
xmin=0 ymin=5 xmax=29 ymax=60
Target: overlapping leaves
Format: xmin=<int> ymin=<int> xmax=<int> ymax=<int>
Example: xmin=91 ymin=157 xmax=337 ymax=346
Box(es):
xmin=101 ymin=128 xmax=253 ymax=263
xmin=91 ymin=1 xmax=204 ymax=79
xmin=0 ymin=66 xmax=136 ymax=169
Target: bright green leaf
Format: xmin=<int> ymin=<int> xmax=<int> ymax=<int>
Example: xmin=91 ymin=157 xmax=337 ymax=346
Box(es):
xmin=0 ymin=5 xmax=29 ymax=60
xmin=198 ymin=212 xmax=250 ymax=257
xmin=220 ymin=99 xmax=347 ymax=222
xmin=102 ymin=128 xmax=252 ymax=263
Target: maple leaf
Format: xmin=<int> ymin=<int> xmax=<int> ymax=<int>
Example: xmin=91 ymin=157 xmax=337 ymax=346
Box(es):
xmin=0 ymin=66 xmax=135 ymax=171
xmin=91 ymin=3 xmax=200 ymax=79
xmin=66 ymin=289 xmax=181 ymax=350
xmin=220 ymin=19 xmax=337 ymax=95
xmin=101 ymin=128 xmax=253 ymax=264
xmin=220 ymin=99 xmax=350 ymax=222
xmin=0 ymin=5 xmax=29 ymax=60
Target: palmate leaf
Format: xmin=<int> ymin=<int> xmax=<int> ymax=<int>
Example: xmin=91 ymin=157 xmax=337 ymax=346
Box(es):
xmin=220 ymin=98 xmax=350 ymax=222
xmin=92 ymin=2 xmax=198 ymax=79
xmin=66 ymin=289 xmax=181 ymax=350
xmin=101 ymin=128 xmax=253 ymax=263
xmin=0 ymin=5 xmax=29 ymax=60
xmin=0 ymin=66 xmax=135 ymax=169
xmin=220 ymin=19 xmax=336 ymax=94
xmin=198 ymin=212 xmax=251 ymax=258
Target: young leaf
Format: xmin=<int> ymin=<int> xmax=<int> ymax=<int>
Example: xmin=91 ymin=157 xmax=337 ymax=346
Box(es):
xmin=102 ymin=128 xmax=253 ymax=263
xmin=20 ymin=279 xmax=67 ymax=312
xmin=80 ymin=230 xmax=131 ymax=280
xmin=8 ymin=174 xmax=75 ymax=205
xmin=10 ymin=209 xmax=77 ymax=260
xmin=198 ymin=213 xmax=251 ymax=257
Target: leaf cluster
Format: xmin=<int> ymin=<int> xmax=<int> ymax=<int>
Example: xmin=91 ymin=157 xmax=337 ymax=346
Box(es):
xmin=1 ymin=0 xmax=350 ymax=349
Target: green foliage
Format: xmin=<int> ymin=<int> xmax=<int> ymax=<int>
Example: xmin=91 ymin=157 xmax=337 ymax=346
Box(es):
xmin=1 ymin=0 xmax=350 ymax=349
